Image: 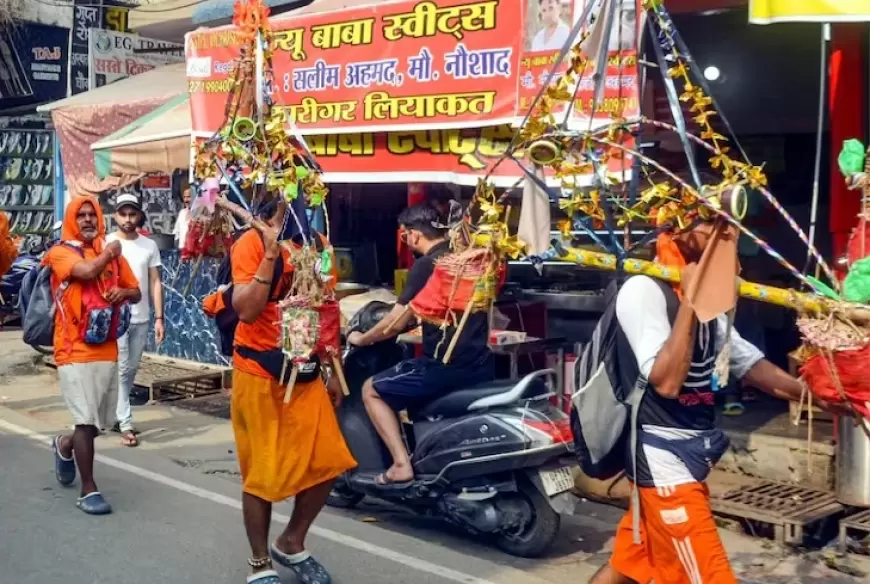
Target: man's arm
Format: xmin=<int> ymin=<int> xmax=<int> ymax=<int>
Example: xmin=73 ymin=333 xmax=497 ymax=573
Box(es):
xmin=648 ymin=302 xmax=697 ymax=399
xmin=149 ymin=266 xmax=163 ymax=315
xmin=231 ymin=229 xmax=281 ymax=324
xmin=69 ymin=246 xmax=117 ymax=281
xmin=352 ymin=303 xmax=417 ymax=346
xmin=107 ymin=256 xmax=142 ymax=304
xmin=615 ymin=274 xmax=697 ymax=400
xmin=742 ymin=359 xmax=802 ymax=401
xmin=350 ymin=256 xmax=433 ymax=346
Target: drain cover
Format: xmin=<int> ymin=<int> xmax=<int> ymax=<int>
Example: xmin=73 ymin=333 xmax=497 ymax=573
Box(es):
xmin=839 ymin=509 xmax=870 ymax=553
xmin=710 ymin=480 xmax=844 ymax=544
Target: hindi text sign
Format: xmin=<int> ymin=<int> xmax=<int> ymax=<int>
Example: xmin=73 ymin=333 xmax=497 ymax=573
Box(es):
xmin=186 ymin=0 xmax=524 ymax=135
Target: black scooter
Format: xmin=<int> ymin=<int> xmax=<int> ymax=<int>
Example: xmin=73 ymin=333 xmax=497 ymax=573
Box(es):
xmin=328 ymin=302 xmax=576 ymax=558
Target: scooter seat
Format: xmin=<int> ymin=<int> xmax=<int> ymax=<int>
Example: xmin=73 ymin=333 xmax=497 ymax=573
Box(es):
xmin=414 ymin=370 xmax=553 ymax=419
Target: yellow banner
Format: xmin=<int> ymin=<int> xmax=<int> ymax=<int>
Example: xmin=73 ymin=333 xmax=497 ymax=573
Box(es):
xmin=750 ymin=0 xmax=870 ymax=23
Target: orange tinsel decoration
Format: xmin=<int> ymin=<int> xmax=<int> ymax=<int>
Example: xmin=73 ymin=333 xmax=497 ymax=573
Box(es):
xmin=232 ymin=0 xmax=271 ymax=42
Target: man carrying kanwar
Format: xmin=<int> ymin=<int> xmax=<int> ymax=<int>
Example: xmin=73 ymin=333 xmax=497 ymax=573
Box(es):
xmin=47 ymin=195 xmax=141 ymax=515
xmin=227 ymin=197 xmax=355 ymax=584
xmin=588 ymin=214 xmax=845 ymax=584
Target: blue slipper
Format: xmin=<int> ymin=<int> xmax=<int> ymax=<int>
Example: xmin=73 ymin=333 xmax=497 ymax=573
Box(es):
xmin=76 ymin=492 xmax=112 ymax=515
xmin=246 ymin=570 xmax=281 ymax=584
xmin=270 ymin=545 xmax=332 ymax=584
xmin=52 ymin=435 xmax=76 ymax=487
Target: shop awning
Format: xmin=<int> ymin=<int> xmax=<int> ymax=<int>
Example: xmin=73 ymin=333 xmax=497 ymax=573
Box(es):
xmin=38 ymin=62 xmax=187 ymax=195
xmin=749 ymin=0 xmax=870 ymax=23
xmin=91 ymin=94 xmax=192 ymax=179
xmin=37 ymin=62 xmax=186 ymax=113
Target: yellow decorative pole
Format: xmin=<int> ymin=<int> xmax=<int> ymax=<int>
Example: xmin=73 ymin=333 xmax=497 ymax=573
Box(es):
xmin=557 ymin=245 xmax=870 ymax=324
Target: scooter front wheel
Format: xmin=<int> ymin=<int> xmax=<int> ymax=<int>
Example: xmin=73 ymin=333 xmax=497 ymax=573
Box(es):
xmin=326 ymin=480 xmax=364 ymax=509
xmin=493 ymin=475 xmax=560 ymax=558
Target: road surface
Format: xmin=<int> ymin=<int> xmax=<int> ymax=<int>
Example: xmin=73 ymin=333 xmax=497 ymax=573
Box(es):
xmin=0 ymin=419 xmax=604 ymax=584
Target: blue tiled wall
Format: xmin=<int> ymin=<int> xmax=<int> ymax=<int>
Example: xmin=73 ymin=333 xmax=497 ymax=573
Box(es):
xmin=145 ymin=250 xmax=228 ymax=366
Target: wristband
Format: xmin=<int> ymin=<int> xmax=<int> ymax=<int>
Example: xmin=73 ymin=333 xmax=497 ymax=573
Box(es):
xmin=253 ymin=275 xmax=270 ymax=285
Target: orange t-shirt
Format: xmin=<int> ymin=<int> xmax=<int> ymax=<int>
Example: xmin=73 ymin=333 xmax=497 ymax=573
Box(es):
xmin=231 ymin=230 xmax=337 ymax=379
xmin=47 ymin=244 xmax=139 ymax=366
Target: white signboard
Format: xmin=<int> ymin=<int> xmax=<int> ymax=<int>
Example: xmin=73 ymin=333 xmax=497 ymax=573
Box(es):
xmin=87 ymin=29 xmax=183 ymax=89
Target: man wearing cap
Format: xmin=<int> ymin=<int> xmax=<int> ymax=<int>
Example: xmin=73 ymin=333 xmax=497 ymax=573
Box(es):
xmin=106 ymin=192 xmax=164 ymax=447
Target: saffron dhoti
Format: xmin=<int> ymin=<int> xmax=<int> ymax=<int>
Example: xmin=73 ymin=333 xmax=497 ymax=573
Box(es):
xmin=231 ymin=369 xmax=356 ymax=502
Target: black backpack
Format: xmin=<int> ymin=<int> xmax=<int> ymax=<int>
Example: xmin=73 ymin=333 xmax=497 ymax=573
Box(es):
xmin=569 ymin=276 xmax=679 ymax=479
xmin=213 ymin=230 xmax=284 ymax=357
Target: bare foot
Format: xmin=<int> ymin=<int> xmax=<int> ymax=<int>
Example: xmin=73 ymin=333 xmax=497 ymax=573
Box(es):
xmin=273 ymin=533 xmax=303 ymax=556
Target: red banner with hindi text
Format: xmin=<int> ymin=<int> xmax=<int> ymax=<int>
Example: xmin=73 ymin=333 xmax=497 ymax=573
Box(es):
xmin=185 ymin=0 xmax=524 ymax=135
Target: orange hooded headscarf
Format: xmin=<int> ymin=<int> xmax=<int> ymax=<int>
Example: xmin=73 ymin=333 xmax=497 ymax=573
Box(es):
xmin=59 ymin=195 xmax=107 ymax=252
xmin=656 ymin=213 xmax=740 ymax=323
xmin=655 ymin=213 xmax=689 ymax=300
xmin=0 ymin=212 xmax=19 ymax=279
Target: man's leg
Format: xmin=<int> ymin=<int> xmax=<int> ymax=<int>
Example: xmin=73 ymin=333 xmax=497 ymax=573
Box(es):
xmin=242 ymin=491 xmax=273 ymax=573
xmin=597 ymin=502 xmax=654 ymax=584
xmin=589 ymin=565 xmax=638 ymax=584
xmin=58 ymin=425 xmax=99 ymax=495
xmin=638 ymin=483 xmax=738 ymax=584
xmin=274 ymin=478 xmax=336 ymax=554
xmin=55 ymin=363 xmax=114 ymax=513
xmin=116 ymin=323 xmax=149 ymax=437
xmin=362 ymin=377 xmax=413 ymax=482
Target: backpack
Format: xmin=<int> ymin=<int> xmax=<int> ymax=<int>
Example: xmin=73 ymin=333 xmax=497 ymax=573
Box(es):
xmin=20 ymin=243 xmax=84 ymax=347
xmin=569 ymin=276 xmax=679 ymax=480
xmin=211 ymin=229 xmax=285 ymax=357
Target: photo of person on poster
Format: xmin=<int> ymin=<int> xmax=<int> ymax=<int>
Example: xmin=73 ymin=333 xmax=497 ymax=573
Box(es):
xmin=525 ymin=0 xmax=639 ymax=54
xmin=528 ymin=0 xmax=573 ymax=52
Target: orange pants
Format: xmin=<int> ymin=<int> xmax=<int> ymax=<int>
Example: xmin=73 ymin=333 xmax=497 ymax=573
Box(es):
xmin=610 ymin=482 xmax=737 ymax=584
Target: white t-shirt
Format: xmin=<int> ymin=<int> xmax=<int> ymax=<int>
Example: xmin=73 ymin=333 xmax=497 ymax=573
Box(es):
xmin=615 ymin=275 xmax=764 ymax=381
xmin=174 ymin=208 xmax=190 ymax=250
xmin=614 ymin=275 xmax=765 ymax=487
xmin=531 ymin=22 xmax=571 ymax=52
xmin=107 ymin=233 xmax=162 ymax=324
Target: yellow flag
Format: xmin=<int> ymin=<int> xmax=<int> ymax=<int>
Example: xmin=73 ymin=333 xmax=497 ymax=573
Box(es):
xmin=750 ymin=0 xmax=870 ymax=24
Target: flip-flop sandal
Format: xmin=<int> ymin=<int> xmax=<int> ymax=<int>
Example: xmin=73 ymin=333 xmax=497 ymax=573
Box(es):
xmin=120 ymin=432 xmax=139 ymax=447
xmin=270 ymin=546 xmax=332 ymax=584
xmin=76 ymin=491 xmax=112 ymax=515
xmin=246 ymin=570 xmax=281 ymax=584
xmin=52 ymin=435 xmax=76 ymax=487
xmin=111 ymin=422 xmax=141 ymax=436
xmin=722 ymin=401 xmax=746 ymax=417
xmin=375 ymin=472 xmax=413 ymax=487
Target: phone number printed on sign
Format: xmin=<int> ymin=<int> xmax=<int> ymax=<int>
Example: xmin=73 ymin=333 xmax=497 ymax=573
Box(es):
xmin=186 ymin=0 xmax=524 ymax=135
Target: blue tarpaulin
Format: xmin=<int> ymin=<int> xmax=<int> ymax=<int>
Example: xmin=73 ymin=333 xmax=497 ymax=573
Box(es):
xmin=192 ymin=0 xmax=310 ymax=24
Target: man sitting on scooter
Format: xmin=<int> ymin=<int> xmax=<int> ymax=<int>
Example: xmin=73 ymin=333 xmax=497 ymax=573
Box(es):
xmin=347 ymin=203 xmax=495 ymax=486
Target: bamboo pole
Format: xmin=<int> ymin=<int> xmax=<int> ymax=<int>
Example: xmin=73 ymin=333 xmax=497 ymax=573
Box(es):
xmin=557 ymin=245 xmax=870 ymax=325
xmin=331 ymin=354 xmax=350 ymax=396
xmin=442 ymin=297 xmax=475 ymax=364
xmin=283 ymin=365 xmax=298 ymax=404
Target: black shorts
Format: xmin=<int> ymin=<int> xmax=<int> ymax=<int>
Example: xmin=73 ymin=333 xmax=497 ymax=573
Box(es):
xmin=371 ymin=355 xmax=494 ymax=412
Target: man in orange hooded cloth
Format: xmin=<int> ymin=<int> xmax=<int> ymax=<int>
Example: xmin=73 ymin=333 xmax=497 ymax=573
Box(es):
xmin=588 ymin=217 xmax=843 ymax=584
xmin=0 ymin=212 xmax=18 ymax=282
xmin=228 ymin=198 xmax=355 ymax=584
xmin=46 ymin=196 xmax=140 ymax=515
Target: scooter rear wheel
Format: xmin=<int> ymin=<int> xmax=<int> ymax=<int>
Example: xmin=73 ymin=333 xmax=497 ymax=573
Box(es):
xmin=327 ymin=482 xmax=364 ymax=509
xmin=493 ymin=476 xmax=560 ymax=558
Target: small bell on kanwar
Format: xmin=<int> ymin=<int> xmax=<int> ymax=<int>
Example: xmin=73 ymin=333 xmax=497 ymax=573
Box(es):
xmin=528 ymin=138 xmax=561 ymax=166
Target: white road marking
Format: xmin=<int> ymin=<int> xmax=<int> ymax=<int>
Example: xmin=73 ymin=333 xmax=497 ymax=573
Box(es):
xmin=0 ymin=418 xmax=498 ymax=584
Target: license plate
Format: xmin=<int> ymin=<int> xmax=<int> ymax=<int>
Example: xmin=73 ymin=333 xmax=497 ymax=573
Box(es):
xmin=538 ymin=467 xmax=574 ymax=496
